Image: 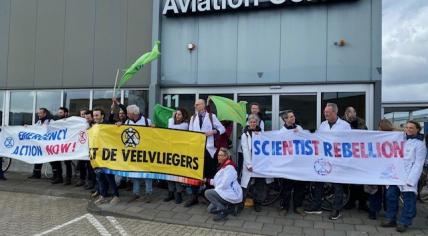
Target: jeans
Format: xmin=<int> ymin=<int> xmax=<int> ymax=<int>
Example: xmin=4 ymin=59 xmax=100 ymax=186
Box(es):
xmin=205 ymin=189 xmax=229 ymax=212
xmin=132 ymin=178 xmax=153 ymax=196
xmin=311 ymin=182 xmax=344 ymax=210
xmin=368 ymin=187 xmax=382 ymax=214
xmin=167 ymin=181 xmax=183 ymax=192
xmin=385 ymin=185 xmax=417 ymax=226
xmin=96 ymin=171 xmax=119 ymax=197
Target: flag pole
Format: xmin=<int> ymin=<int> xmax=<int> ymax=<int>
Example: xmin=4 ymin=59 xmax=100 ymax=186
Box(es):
xmin=112 ymin=68 xmax=120 ymax=98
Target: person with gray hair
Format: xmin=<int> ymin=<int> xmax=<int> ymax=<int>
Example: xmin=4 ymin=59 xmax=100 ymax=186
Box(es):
xmin=305 ymin=103 xmax=351 ymax=220
xmin=120 ymin=104 xmax=154 ymax=204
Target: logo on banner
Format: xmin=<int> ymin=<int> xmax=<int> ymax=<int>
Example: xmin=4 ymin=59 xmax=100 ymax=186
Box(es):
xmin=3 ymin=137 xmax=14 ymax=148
xmin=380 ymin=164 xmax=400 ymax=180
xmin=314 ymin=158 xmax=332 ymax=176
xmin=121 ymin=128 xmax=140 ymax=148
xmin=78 ymin=131 xmax=87 ymax=144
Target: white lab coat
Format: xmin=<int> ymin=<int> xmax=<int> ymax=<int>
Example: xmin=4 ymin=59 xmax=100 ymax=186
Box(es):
xmin=167 ymin=118 xmax=189 ymax=130
xmin=125 ymin=116 xmax=152 ymax=126
xmin=394 ymin=137 xmax=427 ymax=193
xmin=189 ymin=112 xmax=225 ymax=158
xmin=210 ymin=165 xmax=243 ymax=204
xmin=318 ymin=118 xmax=351 ymax=131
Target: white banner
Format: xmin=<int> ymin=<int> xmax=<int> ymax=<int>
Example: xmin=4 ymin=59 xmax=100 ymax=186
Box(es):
xmin=0 ymin=117 xmax=89 ymax=163
xmin=252 ymin=130 xmax=407 ymax=185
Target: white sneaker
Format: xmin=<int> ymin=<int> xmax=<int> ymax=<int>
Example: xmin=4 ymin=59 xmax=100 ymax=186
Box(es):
xmin=110 ymin=196 xmax=120 ymax=205
xmin=94 ymin=196 xmax=107 ymax=205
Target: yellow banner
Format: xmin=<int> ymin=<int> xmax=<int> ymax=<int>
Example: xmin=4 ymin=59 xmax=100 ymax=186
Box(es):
xmin=88 ymin=124 xmax=206 ymax=180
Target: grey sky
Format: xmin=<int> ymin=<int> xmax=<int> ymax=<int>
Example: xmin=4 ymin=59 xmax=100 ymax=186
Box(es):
xmin=382 ymin=0 xmax=428 ymax=102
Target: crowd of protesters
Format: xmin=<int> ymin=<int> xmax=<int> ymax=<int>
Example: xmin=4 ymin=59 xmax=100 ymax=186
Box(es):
xmin=2 ymin=98 xmax=427 ymax=233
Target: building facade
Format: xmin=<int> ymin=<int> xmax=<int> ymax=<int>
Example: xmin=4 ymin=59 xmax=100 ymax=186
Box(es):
xmin=1 ymin=0 xmax=381 ymax=167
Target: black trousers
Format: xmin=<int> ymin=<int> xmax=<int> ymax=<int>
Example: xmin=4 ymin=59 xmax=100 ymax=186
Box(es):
xmin=191 ymin=149 xmax=218 ymax=194
xmin=281 ymin=179 xmax=306 ymax=210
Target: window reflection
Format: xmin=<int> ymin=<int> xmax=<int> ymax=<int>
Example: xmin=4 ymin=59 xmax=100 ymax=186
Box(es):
xmin=124 ymin=90 xmax=149 ymax=116
xmin=321 ymin=92 xmax=366 ymax=122
xmin=162 ymin=94 xmax=195 ymax=115
xmin=64 ymin=90 xmax=90 ymax=116
xmin=280 ymin=95 xmax=317 ymax=132
xmin=9 ymin=91 xmax=34 ymax=125
xmin=93 ymin=90 xmax=114 ymax=115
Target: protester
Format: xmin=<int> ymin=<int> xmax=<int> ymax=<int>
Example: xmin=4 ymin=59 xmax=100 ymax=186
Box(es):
xmin=109 ymin=97 xmax=127 ymax=124
xmin=186 ymin=99 xmax=226 ymax=207
xmin=305 ymin=103 xmax=351 ymax=220
xmin=0 ymin=128 xmax=6 ymax=181
xmin=381 ymin=120 xmax=427 ymax=232
xmin=75 ymin=108 xmax=89 ymax=187
xmin=28 ymin=108 xmax=53 ymax=179
xmin=204 ymin=147 xmax=242 ymax=221
xmin=240 ymin=114 xmax=266 ymax=212
xmin=83 ymin=110 xmax=96 ymax=190
xmin=343 ymin=106 xmax=369 ymax=211
xmin=122 ymin=105 xmax=154 ymax=203
xmin=50 ymin=107 xmax=73 ymax=185
xmin=365 ymin=119 xmax=394 ymax=220
xmin=164 ymin=108 xmax=189 ymax=204
xmin=279 ymin=110 xmax=306 ymax=216
xmin=92 ymin=108 xmax=120 ymax=205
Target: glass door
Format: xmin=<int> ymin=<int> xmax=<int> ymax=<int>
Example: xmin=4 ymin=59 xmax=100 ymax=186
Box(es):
xmin=279 ymin=94 xmax=317 ymax=132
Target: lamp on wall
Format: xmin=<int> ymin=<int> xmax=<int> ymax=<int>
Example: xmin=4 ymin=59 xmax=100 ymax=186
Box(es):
xmin=334 ymin=39 xmax=346 ymax=47
xmin=187 ymin=43 xmax=196 ymax=51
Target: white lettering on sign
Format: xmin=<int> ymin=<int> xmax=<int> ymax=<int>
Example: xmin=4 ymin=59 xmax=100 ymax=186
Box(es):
xmin=163 ymin=0 xmax=352 ymax=16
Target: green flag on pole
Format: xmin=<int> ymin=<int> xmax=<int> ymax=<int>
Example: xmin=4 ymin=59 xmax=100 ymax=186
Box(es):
xmin=153 ymin=104 xmax=175 ymax=128
xmin=118 ymin=41 xmax=161 ymax=88
xmin=208 ymin=96 xmax=247 ymax=127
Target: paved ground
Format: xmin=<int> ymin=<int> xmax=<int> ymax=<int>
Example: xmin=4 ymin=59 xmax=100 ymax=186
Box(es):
xmin=1 ymin=171 xmax=428 ymax=236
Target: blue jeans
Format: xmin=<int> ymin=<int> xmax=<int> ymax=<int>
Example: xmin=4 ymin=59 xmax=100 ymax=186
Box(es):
xmin=311 ymin=182 xmax=344 ymax=210
xmin=385 ymin=186 xmax=417 ymax=226
xmin=96 ymin=171 xmax=119 ymax=197
xmin=368 ymin=187 xmax=382 ymax=214
xmin=132 ymin=178 xmax=153 ymax=196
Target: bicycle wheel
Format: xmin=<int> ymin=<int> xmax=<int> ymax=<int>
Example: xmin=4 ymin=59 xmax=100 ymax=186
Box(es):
xmin=43 ymin=164 xmax=53 ymax=179
xmin=1 ymin=157 xmax=12 ymax=173
xmin=261 ymin=179 xmax=283 ymax=206
xmin=308 ymin=182 xmax=350 ymax=211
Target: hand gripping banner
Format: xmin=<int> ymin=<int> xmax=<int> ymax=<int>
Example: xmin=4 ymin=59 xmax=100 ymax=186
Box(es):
xmin=251 ymin=130 xmax=407 ymax=185
xmin=0 ymin=117 xmax=89 ymax=163
xmin=88 ymin=124 xmax=206 ymax=181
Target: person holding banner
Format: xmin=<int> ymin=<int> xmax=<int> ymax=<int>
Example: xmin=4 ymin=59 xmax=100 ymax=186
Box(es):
xmin=381 ymin=120 xmax=427 ymax=232
xmin=76 ymin=108 xmax=89 ymax=187
xmin=279 ymin=110 xmax=307 ymax=216
xmin=0 ymin=157 xmax=5 ymax=181
xmin=240 ymin=114 xmax=266 ymax=212
xmin=28 ymin=108 xmax=53 ymax=179
xmin=186 ymin=99 xmax=225 ymax=207
xmin=121 ymin=105 xmax=154 ymax=204
xmin=164 ymin=108 xmax=189 ymax=204
xmin=109 ymin=98 xmax=127 ymax=124
xmin=92 ymin=108 xmax=120 ymax=205
xmin=305 ymin=103 xmax=351 ymax=220
xmin=204 ymin=147 xmax=242 ymax=221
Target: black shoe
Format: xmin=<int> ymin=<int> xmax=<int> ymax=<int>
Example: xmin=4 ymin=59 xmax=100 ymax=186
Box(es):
xmin=254 ymin=203 xmax=262 ymax=212
xmin=84 ymin=182 xmax=94 ymax=190
xmin=64 ymin=179 xmax=71 ymax=185
xmin=381 ymin=220 xmax=397 ymax=228
xmin=396 ymin=224 xmax=408 ymax=232
xmin=75 ymin=180 xmax=85 ymax=187
xmin=28 ymin=174 xmax=41 ymax=179
xmin=329 ymin=210 xmax=342 ymax=220
xmin=175 ymin=192 xmax=183 ymax=204
xmin=0 ymin=176 xmax=7 ymax=181
xmin=163 ymin=191 xmax=174 ymax=202
xmin=304 ymin=207 xmax=322 ymax=214
xmin=51 ymin=178 xmax=63 ymax=184
xmin=213 ymin=211 xmax=228 ymax=221
xmin=184 ymin=195 xmax=198 ymax=207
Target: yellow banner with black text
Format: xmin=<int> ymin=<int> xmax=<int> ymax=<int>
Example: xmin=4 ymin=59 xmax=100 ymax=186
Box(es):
xmin=88 ymin=124 xmax=206 ymax=180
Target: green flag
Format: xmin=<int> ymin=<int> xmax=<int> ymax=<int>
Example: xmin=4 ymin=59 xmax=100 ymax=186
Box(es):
xmin=118 ymin=41 xmax=161 ymax=88
xmin=153 ymin=104 xmax=174 ymax=128
xmin=208 ymin=96 xmax=247 ymax=127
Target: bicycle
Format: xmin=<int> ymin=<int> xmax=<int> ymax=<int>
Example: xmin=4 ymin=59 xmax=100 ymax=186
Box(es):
xmin=308 ymin=182 xmax=351 ymax=211
xmin=1 ymin=157 xmax=12 ymax=173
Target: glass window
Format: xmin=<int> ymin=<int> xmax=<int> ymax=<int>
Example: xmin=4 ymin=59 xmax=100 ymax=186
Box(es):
xmin=237 ymin=95 xmax=272 ymax=131
xmin=199 ymin=94 xmax=234 ymax=116
xmin=36 ymin=91 xmax=62 ymax=120
xmin=9 ymin=91 xmax=35 ymax=125
xmin=0 ymin=91 xmax=3 ymax=125
xmin=124 ymin=90 xmax=149 ymax=116
xmin=93 ymin=90 xmax=114 ymax=115
xmin=321 ymin=92 xmax=366 ymax=122
xmin=162 ymin=94 xmax=196 ymax=115
xmin=64 ymin=90 xmax=90 ymax=116
xmin=279 ymin=94 xmax=317 ymax=132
